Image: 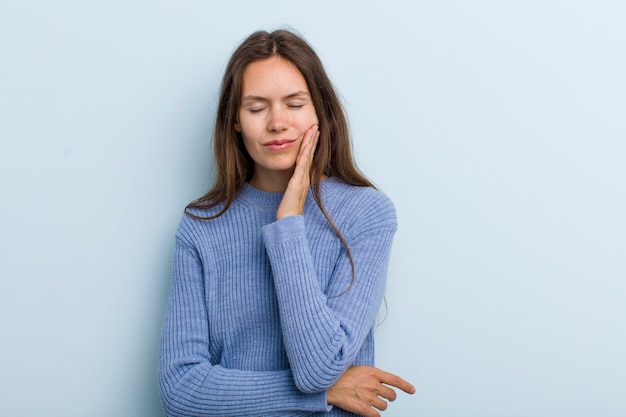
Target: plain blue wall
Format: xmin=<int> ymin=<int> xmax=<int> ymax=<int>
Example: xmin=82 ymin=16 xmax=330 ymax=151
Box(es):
xmin=1 ymin=1 xmax=624 ymax=416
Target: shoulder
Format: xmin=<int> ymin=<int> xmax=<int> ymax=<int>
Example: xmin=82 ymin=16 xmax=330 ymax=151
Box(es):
xmin=319 ymin=178 xmax=397 ymax=238
xmin=175 ymin=190 xmax=270 ymax=247
xmin=321 ymin=177 xmax=396 ymax=218
xmin=174 ymin=202 xmax=227 ymax=247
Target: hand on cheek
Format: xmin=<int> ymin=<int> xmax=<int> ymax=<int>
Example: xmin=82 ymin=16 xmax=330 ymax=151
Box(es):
xmin=276 ymin=124 xmax=320 ymax=220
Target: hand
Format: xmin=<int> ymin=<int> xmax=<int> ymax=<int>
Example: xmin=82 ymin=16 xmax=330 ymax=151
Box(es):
xmin=276 ymin=125 xmax=319 ymax=220
xmin=326 ymin=366 xmax=415 ymax=417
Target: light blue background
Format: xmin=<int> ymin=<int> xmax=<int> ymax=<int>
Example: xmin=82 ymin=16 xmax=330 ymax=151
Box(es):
xmin=1 ymin=1 xmax=624 ymax=416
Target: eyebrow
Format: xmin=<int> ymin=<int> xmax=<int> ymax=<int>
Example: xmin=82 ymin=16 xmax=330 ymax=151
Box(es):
xmin=241 ymin=90 xmax=311 ymax=103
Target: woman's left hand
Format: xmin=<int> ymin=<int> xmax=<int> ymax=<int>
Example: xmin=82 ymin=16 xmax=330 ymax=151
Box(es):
xmin=326 ymin=366 xmax=416 ymax=417
xmin=276 ymin=124 xmax=319 ymax=219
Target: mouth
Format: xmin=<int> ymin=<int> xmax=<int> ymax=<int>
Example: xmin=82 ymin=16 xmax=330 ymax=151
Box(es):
xmin=264 ymin=139 xmax=296 ymax=151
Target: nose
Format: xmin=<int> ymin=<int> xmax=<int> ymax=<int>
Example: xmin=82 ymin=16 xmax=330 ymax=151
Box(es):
xmin=267 ymin=108 xmax=288 ymax=132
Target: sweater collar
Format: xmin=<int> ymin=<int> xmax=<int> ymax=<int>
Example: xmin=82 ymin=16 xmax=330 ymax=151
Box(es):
xmin=238 ymin=177 xmax=343 ymax=208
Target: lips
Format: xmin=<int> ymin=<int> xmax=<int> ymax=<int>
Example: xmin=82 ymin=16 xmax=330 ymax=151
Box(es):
xmin=264 ymin=139 xmax=296 ymax=151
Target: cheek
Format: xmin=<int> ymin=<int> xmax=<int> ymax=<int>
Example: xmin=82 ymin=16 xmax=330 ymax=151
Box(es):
xmin=303 ymin=108 xmax=319 ymax=127
xmin=241 ymin=134 xmax=256 ymax=154
xmin=237 ymin=115 xmax=259 ymax=139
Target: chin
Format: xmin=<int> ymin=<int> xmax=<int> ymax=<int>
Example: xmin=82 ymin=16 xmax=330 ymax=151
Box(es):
xmin=269 ymin=164 xmax=297 ymax=173
xmin=266 ymin=157 xmax=297 ymax=172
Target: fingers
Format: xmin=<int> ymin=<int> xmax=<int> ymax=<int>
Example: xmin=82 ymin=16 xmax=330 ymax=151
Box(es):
xmin=297 ymin=124 xmax=318 ymax=169
xmin=310 ymin=125 xmax=320 ymax=159
xmin=327 ymin=365 xmax=413 ymax=417
xmin=361 ymin=409 xmax=380 ymax=417
xmin=354 ymin=401 xmax=381 ymax=417
xmin=362 ymin=408 xmax=381 ymax=417
xmin=275 ymin=125 xmax=318 ymax=219
xmin=367 ymin=369 xmax=415 ymax=415
xmin=291 ymin=125 xmax=318 ymax=182
xmin=305 ymin=123 xmax=319 ymax=149
xmin=377 ymin=369 xmax=416 ymax=395
xmin=376 ymin=384 xmax=398 ymax=402
xmin=370 ymin=395 xmax=389 ymax=411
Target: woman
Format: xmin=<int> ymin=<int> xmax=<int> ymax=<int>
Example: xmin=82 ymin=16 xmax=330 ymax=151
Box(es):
xmin=159 ymin=29 xmax=414 ymax=417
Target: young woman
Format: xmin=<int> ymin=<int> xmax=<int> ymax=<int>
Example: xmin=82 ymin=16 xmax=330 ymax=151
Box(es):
xmin=158 ymin=29 xmax=415 ymax=417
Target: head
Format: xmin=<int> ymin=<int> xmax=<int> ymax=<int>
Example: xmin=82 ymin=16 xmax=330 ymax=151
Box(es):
xmin=234 ymin=54 xmax=319 ymax=189
xmin=190 ymin=28 xmax=372 ymax=216
xmin=212 ymin=29 xmax=368 ymax=196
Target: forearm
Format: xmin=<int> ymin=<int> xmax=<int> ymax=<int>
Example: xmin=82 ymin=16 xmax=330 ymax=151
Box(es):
xmin=158 ymin=358 xmax=327 ymax=417
xmin=262 ymin=216 xmax=394 ymax=393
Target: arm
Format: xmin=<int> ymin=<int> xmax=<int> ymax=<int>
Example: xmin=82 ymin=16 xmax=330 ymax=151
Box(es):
xmin=265 ymin=125 xmax=398 ymax=394
xmin=262 ymin=207 xmax=396 ymax=393
xmin=158 ymin=238 xmax=330 ymax=417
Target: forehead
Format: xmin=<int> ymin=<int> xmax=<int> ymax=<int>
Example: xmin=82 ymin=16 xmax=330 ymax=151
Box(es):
xmin=241 ymin=56 xmax=309 ymax=97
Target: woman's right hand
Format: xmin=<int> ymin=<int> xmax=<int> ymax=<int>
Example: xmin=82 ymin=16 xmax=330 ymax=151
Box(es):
xmin=276 ymin=124 xmax=319 ymax=220
xmin=326 ymin=366 xmax=415 ymax=417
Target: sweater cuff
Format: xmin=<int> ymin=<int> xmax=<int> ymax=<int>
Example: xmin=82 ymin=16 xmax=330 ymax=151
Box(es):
xmin=261 ymin=215 xmax=306 ymax=248
xmin=312 ymin=391 xmax=332 ymax=413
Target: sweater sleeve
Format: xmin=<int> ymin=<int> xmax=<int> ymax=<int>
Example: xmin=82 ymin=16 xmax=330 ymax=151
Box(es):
xmin=158 ymin=238 xmax=331 ymax=417
xmin=261 ymin=194 xmax=397 ymax=393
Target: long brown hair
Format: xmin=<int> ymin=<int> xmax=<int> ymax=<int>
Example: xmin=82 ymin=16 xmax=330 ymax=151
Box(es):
xmin=187 ymin=29 xmax=374 ymax=287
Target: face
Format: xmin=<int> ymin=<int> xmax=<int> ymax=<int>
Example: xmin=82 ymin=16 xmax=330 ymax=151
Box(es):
xmin=235 ymin=56 xmax=319 ymax=186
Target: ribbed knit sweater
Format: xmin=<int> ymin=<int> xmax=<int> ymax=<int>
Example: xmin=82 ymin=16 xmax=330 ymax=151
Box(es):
xmin=159 ymin=177 xmax=397 ymax=417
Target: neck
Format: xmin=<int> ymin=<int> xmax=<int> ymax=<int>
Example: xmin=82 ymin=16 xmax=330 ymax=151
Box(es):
xmin=249 ymin=168 xmax=294 ymax=192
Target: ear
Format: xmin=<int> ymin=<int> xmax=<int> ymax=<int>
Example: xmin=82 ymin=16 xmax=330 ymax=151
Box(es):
xmin=234 ymin=120 xmax=241 ymax=132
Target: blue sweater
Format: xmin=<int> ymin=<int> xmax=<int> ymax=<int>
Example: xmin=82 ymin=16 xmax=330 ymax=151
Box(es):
xmin=159 ymin=177 xmax=397 ymax=416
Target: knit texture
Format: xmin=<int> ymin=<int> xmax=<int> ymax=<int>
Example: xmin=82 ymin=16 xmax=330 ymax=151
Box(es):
xmin=159 ymin=177 xmax=397 ymax=416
